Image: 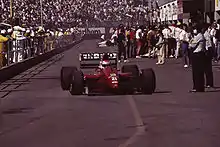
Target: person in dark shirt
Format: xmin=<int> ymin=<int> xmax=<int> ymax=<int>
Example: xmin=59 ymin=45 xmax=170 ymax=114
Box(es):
xmin=126 ymin=27 xmax=131 ymax=58
xmin=129 ymin=28 xmax=136 ymax=58
xmin=117 ymin=27 xmax=128 ymax=62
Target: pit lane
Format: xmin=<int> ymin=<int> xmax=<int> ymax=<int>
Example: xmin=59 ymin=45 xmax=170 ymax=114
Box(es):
xmin=0 ymin=40 xmax=220 ymax=147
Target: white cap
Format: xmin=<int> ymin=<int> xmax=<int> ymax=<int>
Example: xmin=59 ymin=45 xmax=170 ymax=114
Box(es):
xmin=101 ymin=34 xmax=105 ymax=40
xmin=7 ymin=28 xmax=12 ymax=33
xmin=1 ymin=29 xmax=6 ymax=34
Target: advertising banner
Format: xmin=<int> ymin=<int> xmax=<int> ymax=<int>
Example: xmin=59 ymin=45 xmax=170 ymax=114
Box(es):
xmin=78 ymin=27 xmax=105 ymax=34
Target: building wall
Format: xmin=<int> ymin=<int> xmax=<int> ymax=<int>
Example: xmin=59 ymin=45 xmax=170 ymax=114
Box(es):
xmin=159 ymin=0 xmax=206 ymax=24
xmin=159 ymin=0 xmax=179 ymax=22
xmin=158 ymin=0 xmax=176 ymax=6
xmin=215 ymin=0 xmax=220 ymax=21
xmin=204 ymin=0 xmax=215 ymax=23
xmin=182 ymin=0 xmax=204 ymax=23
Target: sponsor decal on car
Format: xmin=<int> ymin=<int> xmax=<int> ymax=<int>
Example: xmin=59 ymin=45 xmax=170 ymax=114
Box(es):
xmin=80 ymin=52 xmax=117 ymax=60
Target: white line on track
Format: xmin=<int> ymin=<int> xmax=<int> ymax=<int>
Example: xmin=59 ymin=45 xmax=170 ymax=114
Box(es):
xmin=118 ymin=95 xmax=146 ymax=147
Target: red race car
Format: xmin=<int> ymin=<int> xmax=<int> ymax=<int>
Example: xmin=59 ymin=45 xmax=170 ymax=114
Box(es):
xmin=60 ymin=52 xmax=156 ymax=95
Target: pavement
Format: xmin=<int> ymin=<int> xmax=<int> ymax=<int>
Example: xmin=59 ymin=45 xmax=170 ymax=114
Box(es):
xmin=0 ymin=40 xmax=220 ymax=147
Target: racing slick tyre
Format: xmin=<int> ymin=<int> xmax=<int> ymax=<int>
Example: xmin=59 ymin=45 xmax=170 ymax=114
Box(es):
xmin=121 ymin=65 xmax=140 ymax=94
xmin=69 ymin=70 xmax=84 ymax=95
xmin=121 ymin=65 xmax=139 ymax=77
xmin=61 ymin=66 xmax=77 ymax=90
xmin=140 ymin=68 xmax=156 ymax=94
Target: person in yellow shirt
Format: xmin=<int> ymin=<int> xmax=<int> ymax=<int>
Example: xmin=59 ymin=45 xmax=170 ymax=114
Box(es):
xmin=0 ymin=32 xmax=9 ymax=68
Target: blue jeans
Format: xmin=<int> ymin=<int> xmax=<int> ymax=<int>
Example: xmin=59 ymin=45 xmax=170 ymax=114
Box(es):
xmin=182 ymin=42 xmax=189 ymax=65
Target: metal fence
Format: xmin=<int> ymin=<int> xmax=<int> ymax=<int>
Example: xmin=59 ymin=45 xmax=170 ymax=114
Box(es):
xmin=0 ymin=33 xmax=81 ymax=69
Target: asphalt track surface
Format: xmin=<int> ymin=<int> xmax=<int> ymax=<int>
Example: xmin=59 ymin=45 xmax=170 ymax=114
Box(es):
xmin=0 ymin=40 xmax=220 ymax=147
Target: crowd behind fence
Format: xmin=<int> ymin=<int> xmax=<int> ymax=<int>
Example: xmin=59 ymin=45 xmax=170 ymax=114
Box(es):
xmin=0 ymin=33 xmax=82 ymax=69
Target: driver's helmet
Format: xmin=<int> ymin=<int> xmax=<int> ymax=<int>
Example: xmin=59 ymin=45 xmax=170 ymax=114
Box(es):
xmin=101 ymin=60 xmax=110 ymax=67
xmin=99 ymin=53 xmax=110 ymax=67
xmin=102 ymin=53 xmax=109 ymax=60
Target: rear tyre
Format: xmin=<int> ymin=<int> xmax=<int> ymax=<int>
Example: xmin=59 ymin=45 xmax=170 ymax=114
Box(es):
xmin=121 ymin=65 xmax=139 ymax=77
xmin=69 ymin=70 xmax=84 ymax=95
xmin=140 ymin=68 xmax=156 ymax=94
xmin=61 ymin=66 xmax=77 ymax=90
xmin=121 ymin=65 xmax=140 ymax=94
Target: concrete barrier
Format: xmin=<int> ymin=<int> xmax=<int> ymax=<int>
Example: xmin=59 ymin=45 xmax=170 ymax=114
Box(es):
xmin=82 ymin=34 xmax=103 ymax=40
xmin=82 ymin=33 xmax=112 ymax=40
xmin=0 ymin=38 xmax=83 ymax=84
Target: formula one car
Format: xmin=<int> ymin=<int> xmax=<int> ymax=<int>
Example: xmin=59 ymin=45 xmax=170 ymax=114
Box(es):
xmin=60 ymin=52 xmax=156 ymax=95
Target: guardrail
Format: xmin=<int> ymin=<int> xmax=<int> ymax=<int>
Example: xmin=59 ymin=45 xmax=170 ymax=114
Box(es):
xmin=0 ymin=33 xmax=83 ymax=83
xmin=0 ymin=33 xmax=82 ymax=69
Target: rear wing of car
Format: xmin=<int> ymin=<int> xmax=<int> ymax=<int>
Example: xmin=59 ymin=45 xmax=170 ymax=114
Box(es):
xmin=79 ymin=52 xmax=117 ymax=68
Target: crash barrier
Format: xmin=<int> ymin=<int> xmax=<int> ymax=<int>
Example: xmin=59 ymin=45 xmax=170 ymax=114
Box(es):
xmin=1 ymin=34 xmax=78 ymax=68
xmin=0 ymin=34 xmax=83 ymax=83
xmin=87 ymin=20 xmax=132 ymax=28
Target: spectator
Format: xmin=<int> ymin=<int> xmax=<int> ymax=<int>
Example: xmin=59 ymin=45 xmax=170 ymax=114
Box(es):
xmin=189 ymin=24 xmax=206 ymax=92
xmin=174 ymin=23 xmax=183 ymax=58
xmin=117 ymin=27 xmax=127 ymax=62
xmin=203 ymin=23 xmax=214 ymax=88
xmin=155 ymin=30 xmax=165 ymax=65
xmin=135 ymin=26 xmax=142 ymax=58
xmin=162 ymin=24 xmax=171 ymax=58
xmin=0 ymin=30 xmax=9 ymax=68
xmin=180 ymin=24 xmax=190 ymax=68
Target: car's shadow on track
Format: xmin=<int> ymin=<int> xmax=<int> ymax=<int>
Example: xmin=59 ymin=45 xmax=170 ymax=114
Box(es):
xmin=85 ymin=90 xmax=172 ymax=97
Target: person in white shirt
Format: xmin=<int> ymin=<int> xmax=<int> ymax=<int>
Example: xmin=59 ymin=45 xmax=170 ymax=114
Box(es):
xmin=162 ymin=24 xmax=171 ymax=58
xmin=174 ymin=25 xmax=183 ymax=58
xmin=168 ymin=25 xmax=175 ymax=38
xmin=189 ymin=24 xmax=206 ymax=92
xmin=179 ymin=24 xmax=190 ymax=68
xmin=111 ymin=30 xmax=118 ymax=45
xmin=135 ymin=26 xmax=142 ymax=58
xmin=203 ymin=24 xmax=214 ymax=88
xmin=168 ymin=25 xmax=177 ymax=58
xmin=12 ymin=25 xmax=26 ymax=63
xmin=155 ymin=30 xmax=165 ymax=65
xmin=210 ymin=23 xmax=218 ymax=61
